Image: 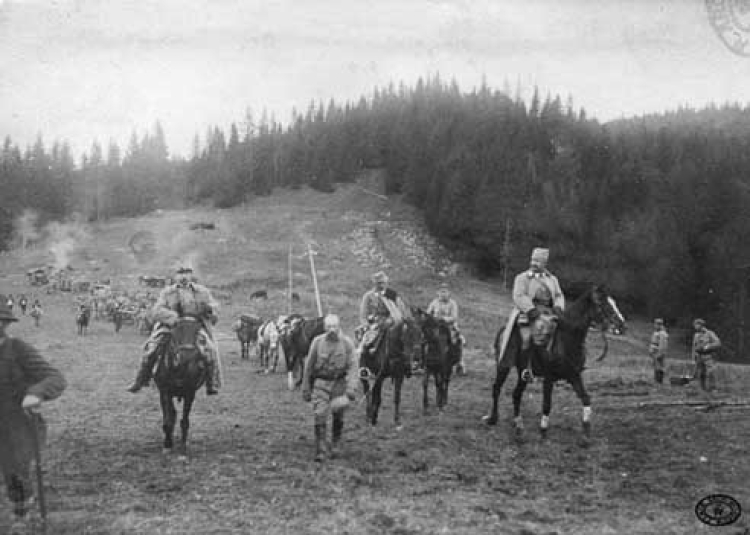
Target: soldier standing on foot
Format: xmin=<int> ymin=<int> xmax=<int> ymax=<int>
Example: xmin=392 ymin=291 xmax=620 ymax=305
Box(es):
xmin=692 ymin=318 xmax=721 ymax=393
xmin=649 ymin=318 xmax=668 ymax=384
xmin=302 ymin=314 xmax=359 ymax=462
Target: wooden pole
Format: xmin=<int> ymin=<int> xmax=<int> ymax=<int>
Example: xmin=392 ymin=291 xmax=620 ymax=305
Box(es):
xmin=308 ymin=243 xmax=323 ymax=317
xmin=288 ymin=244 xmax=293 ymax=315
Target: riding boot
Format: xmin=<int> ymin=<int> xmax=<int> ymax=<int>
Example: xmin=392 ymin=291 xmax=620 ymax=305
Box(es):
xmin=205 ymin=359 xmax=219 ymax=396
xmin=127 ymin=350 xmax=158 ymax=393
xmin=331 ymin=413 xmax=344 ymax=456
xmin=314 ymin=423 xmax=328 ymax=462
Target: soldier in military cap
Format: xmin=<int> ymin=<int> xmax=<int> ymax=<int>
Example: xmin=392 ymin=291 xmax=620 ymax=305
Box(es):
xmin=496 ymin=248 xmax=565 ymax=382
xmin=691 ymin=318 xmax=721 ymax=393
xmin=302 ymin=314 xmax=359 ymax=462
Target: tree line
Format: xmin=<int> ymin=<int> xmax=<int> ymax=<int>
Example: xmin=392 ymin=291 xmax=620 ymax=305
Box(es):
xmin=2 ymin=76 xmax=750 ymax=356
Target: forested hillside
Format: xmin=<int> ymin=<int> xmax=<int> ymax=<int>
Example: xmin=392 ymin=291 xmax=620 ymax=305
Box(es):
xmin=3 ymin=76 xmax=750 ymax=354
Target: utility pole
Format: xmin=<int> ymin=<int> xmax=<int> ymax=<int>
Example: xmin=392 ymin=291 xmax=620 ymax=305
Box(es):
xmin=308 ymin=243 xmax=323 ymax=317
xmin=288 ymin=244 xmax=293 ymax=315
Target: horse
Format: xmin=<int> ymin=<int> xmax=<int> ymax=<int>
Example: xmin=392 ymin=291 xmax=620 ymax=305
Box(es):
xmin=76 ymin=306 xmax=91 ymax=336
xmin=152 ymin=317 xmax=210 ymax=456
xmin=30 ymin=306 xmax=42 ymax=327
xmin=279 ymin=315 xmax=324 ymax=390
xmin=359 ymin=318 xmax=422 ymax=428
xmin=233 ymin=314 xmax=262 ymax=360
xmin=412 ymin=308 xmax=461 ymax=413
xmin=482 ymin=284 xmax=623 ymax=444
xmin=257 ymin=319 xmax=281 ymax=374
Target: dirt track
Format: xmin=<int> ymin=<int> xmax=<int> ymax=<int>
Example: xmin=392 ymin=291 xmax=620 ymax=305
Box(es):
xmin=1 ymin=289 xmax=749 ymax=535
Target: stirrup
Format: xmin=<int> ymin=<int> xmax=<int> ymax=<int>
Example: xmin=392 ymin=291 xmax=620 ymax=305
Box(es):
xmin=521 ymin=368 xmax=534 ymax=383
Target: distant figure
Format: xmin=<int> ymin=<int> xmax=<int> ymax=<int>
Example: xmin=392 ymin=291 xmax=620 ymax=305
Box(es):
xmin=30 ymin=300 xmax=42 ymax=327
xmin=0 ymin=297 xmax=66 ymax=531
xmin=692 ymin=318 xmax=721 ymax=393
xmin=18 ymin=295 xmax=28 ymax=316
xmin=649 ymin=318 xmax=669 ymax=384
xmin=302 ymin=314 xmax=358 ymax=462
xmin=6 ymin=294 xmax=14 ymax=312
xmin=250 ymin=290 xmax=268 ymax=300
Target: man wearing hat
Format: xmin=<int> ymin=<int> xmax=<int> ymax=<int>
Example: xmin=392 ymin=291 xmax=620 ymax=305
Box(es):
xmin=496 ymin=247 xmax=565 ymax=382
xmin=302 ymin=314 xmax=358 ymax=462
xmin=357 ymin=271 xmax=413 ymax=375
xmin=649 ymin=318 xmax=669 ymax=384
xmin=127 ymin=264 xmax=222 ymax=395
xmin=427 ymin=282 xmax=465 ymax=374
xmin=691 ymin=318 xmax=721 ymax=393
xmin=0 ymin=296 xmax=66 ymax=530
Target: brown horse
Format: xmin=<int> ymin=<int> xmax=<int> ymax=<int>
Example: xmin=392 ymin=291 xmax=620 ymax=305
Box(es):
xmin=153 ymin=317 xmax=209 ymax=456
xmin=412 ymin=308 xmax=460 ymax=413
xmin=279 ymin=315 xmax=324 ymax=390
xmin=359 ymin=318 xmax=421 ymax=428
xmin=233 ymin=314 xmax=262 ymax=360
xmin=483 ymin=285 xmax=623 ymax=444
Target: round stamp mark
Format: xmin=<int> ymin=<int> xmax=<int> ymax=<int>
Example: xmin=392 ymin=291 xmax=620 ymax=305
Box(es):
xmin=695 ymin=493 xmax=742 ymax=527
xmin=706 ymin=0 xmax=750 ymax=56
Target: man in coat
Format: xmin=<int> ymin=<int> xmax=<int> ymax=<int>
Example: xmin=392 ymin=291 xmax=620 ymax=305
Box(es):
xmin=0 ymin=297 xmax=66 ymax=528
xmin=302 ymin=314 xmax=359 ymax=462
xmin=357 ymin=271 xmax=413 ymax=377
xmin=497 ymin=248 xmax=565 ymax=382
xmin=127 ymin=264 xmax=222 ymax=395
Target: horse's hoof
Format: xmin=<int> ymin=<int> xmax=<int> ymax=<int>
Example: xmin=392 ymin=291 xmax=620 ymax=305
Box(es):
xmin=482 ymin=414 xmax=498 ymax=426
xmin=395 ymin=425 xmax=403 ymax=432
xmin=540 ymin=428 xmax=548 ymax=440
xmin=178 ymin=454 xmax=188 ymax=462
xmin=162 ymin=448 xmax=172 ymax=455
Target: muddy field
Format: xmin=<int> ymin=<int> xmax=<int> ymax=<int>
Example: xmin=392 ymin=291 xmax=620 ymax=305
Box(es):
xmin=1 ymin=287 xmax=749 ymax=535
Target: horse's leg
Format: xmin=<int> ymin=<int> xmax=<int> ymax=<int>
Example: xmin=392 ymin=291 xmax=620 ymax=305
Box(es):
xmin=393 ymin=375 xmax=404 ymax=428
xmin=294 ymin=357 xmax=305 ymax=390
xmin=422 ymin=368 xmax=430 ymax=414
xmin=371 ymin=377 xmax=383 ymax=426
xmin=436 ymin=372 xmax=445 ymax=411
xmin=361 ymin=378 xmax=372 ymax=422
xmin=512 ymin=369 xmax=529 ymax=437
xmin=540 ymin=377 xmax=554 ymax=439
xmin=568 ymin=374 xmax=593 ymax=443
xmin=483 ymin=365 xmax=510 ymax=425
xmin=159 ymin=391 xmax=176 ymax=452
xmin=179 ymin=392 xmax=195 ymax=457
xmin=443 ymin=363 xmax=453 ymax=408
xmin=271 ymin=347 xmax=279 ymax=373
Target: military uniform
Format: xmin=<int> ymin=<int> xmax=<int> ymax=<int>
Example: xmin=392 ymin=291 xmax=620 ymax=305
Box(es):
xmin=692 ymin=323 xmax=721 ymax=392
xmin=649 ymin=324 xmax=668 ymax=384
xmin=128 ymin=279 xmax=222 ymax=394
xmin=0 ymin=305 xmax=66 ymax=522
xmin=302 ymin=332 xmax=358 ymax=461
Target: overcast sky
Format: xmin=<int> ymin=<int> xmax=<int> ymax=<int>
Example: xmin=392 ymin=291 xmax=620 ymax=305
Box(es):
xmin=0 ymin=0 xmax=747 ymax=158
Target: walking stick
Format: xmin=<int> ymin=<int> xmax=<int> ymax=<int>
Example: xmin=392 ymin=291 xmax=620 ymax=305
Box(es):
xmin=26 ymin=409 xmax=47 ymax=534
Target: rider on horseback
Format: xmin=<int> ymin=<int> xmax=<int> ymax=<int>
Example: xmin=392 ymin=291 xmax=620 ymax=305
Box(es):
xmin=426 ymin=282 xmax=464 ymax=373
xmin=500 ymin=248 xmax=565 ymax=382
xmin=357 ymin=271 xmax=413 ymax=377
xmin=127 ymin=264 xmax=222 ymax=395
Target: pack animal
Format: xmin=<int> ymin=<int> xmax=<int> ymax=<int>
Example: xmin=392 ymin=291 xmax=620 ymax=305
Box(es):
xmin=483 ymin=284 xmax=624 ymax=445
xmin=76 ymin=306 xmax=91 ymax=336
xmin=257 ymin=319 xmax=281 ymax=373
xmin=280 ymin=315 xmax=324 ymax=390
xmin=233 ymin=314 xmax=262 ymax=360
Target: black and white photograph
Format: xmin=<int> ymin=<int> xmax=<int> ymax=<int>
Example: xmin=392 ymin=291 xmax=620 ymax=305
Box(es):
xmin=1 ymin=1 xmax=749 ymax=533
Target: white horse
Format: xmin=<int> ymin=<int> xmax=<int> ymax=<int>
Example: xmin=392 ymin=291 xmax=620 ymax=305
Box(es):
xmin=257 ymin=318 xmax=281 ymax=374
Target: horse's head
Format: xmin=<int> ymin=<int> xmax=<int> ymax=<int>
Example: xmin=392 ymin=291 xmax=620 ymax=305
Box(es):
xmin=169 ymin=317 xmax=207 ymax=367
xmin=587 ymin=285 xmax=626 ymax=332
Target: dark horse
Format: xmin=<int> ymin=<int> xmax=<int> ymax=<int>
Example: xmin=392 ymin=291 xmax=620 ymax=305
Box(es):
xmin=153 ymin=317 xmax=209 ymax=456
xmin=279 ymin=315 xmax=324 ymax=391
xmin=412 ymin=308 xmax=461 ymax=413
xmin=483 ymin=285 xmax=622 ymax=444
xmin=359 ymin=318 xmax=421 ymax=428
xmin=234 ymin=314 xmax=262 ymax=360
xmin=76 ymin=306 xmax=91 ymax=336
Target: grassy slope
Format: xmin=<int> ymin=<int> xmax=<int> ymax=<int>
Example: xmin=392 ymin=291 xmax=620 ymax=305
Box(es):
xmin=0 ymin=180 xmax=748 ymax=535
